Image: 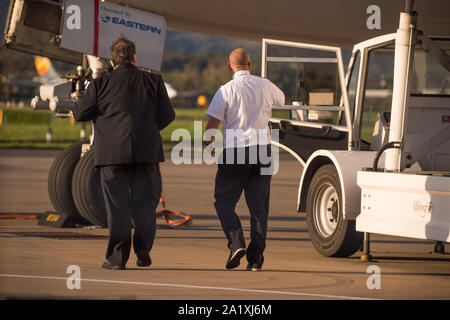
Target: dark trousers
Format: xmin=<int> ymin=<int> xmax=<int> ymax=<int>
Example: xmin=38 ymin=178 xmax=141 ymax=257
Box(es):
xmin=100 ymin=163 xmax=161 ymax=266
xmin=214 ymin=146 xmax=272 ymax=265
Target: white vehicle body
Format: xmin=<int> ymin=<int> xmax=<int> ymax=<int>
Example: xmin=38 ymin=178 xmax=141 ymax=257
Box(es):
xmin=264 ymin=3 xmax=450 ymax=256
xmin=357 ymin=171 xmax=450 ymax=242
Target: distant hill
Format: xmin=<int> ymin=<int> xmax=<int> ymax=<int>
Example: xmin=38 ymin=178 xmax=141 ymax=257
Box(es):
xmin=165 ymin=29 xmax=261 ymax=56
xmin=160 ymin=29 xmax=263 ymax=96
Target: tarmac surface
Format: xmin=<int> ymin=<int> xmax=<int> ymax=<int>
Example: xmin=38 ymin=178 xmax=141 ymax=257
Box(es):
xmin=0 ymin=148 xmax=449 ymax=301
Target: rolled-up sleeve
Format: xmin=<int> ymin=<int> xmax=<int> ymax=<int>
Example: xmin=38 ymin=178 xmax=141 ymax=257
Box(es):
xmin=206 ymin=88 xmax=227 ymax=121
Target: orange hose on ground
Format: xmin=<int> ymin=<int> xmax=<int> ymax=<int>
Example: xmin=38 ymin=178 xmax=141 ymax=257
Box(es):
xmin=156 ymin=193 xmax=192 ymax=226
xmin=0 ymin=215 xmax=38 ymax=220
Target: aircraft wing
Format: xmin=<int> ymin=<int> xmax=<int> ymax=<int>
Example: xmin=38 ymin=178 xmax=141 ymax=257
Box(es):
xmin=3 ymin=0 xmax=449 ymax=64
xmin=105 ymin=0 xmax=450 ymax=48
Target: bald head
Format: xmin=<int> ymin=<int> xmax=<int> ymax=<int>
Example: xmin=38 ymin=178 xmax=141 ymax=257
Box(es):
xmin=228 ymin=48 xmax=251 ymax=72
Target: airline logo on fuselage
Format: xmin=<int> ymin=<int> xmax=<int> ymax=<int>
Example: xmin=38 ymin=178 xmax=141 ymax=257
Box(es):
xmin=100 ymin=15 xmax=162 ymax=35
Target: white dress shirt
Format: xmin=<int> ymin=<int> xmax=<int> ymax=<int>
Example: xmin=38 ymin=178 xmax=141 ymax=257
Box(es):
xmin=206 ymin=70 xmax=285 ymax=149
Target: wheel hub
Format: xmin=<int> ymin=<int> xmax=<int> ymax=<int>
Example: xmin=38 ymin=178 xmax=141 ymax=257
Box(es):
xmin=314 ymin=183 xmax=339 ymax=238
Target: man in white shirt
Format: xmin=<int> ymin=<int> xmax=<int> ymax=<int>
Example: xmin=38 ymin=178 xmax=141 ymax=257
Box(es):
xmin=205 ymin=48 xmax=285 ymax=271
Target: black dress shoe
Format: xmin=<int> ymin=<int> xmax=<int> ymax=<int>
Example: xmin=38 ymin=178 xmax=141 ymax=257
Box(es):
xmin=136 ymin=251 xmax=152 ymax=267
xmin=102 ymin=261 xmax=125 ymax=270
xmin=246 ymin=263 xmax=262 ymax=272
xmin=246 ymin=256 xmax=264 ymax=272
xmin=226 ymin=248 xmax=246 ymax=269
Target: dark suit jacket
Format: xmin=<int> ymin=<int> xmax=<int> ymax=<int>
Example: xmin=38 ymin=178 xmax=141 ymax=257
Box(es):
xmin=73 ymin=64 xmax=175 ymax=166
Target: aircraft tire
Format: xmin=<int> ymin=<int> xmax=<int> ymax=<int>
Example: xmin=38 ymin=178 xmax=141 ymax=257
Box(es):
xmin=48 ymin=140 xmax=90 ymax=224
xmin=71 ymin=148 xmax=108 ymax=227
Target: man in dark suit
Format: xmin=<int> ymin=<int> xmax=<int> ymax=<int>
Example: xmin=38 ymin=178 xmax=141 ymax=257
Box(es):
xmin=73 ymin=36 xmax=175 ymax=270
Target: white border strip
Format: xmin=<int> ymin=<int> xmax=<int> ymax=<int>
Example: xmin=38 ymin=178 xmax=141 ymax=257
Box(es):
xmin=0 ymin=273 xmax=379 ymax=300
xmin=271 ymin=140 xmax=306 ymax=167
xmin=267 ymin=57 xmax=338 ymax=63
xmin=269 ymin=117 xmax=349 ymax=132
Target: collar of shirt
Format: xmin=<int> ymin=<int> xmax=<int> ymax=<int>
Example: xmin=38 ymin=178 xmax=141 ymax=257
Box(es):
xmin=232 ymin=70 xmax=250 ymax=79
xmin=114 ymin=63 xmax=137 ymax=72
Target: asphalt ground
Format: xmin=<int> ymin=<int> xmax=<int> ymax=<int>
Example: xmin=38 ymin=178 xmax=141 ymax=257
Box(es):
xmin=0 ymin=148 xmax=449 ymax=303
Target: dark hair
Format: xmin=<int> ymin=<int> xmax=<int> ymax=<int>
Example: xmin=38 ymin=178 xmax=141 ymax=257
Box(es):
xmin=110 ymin=35 xmax=136 ymax=66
